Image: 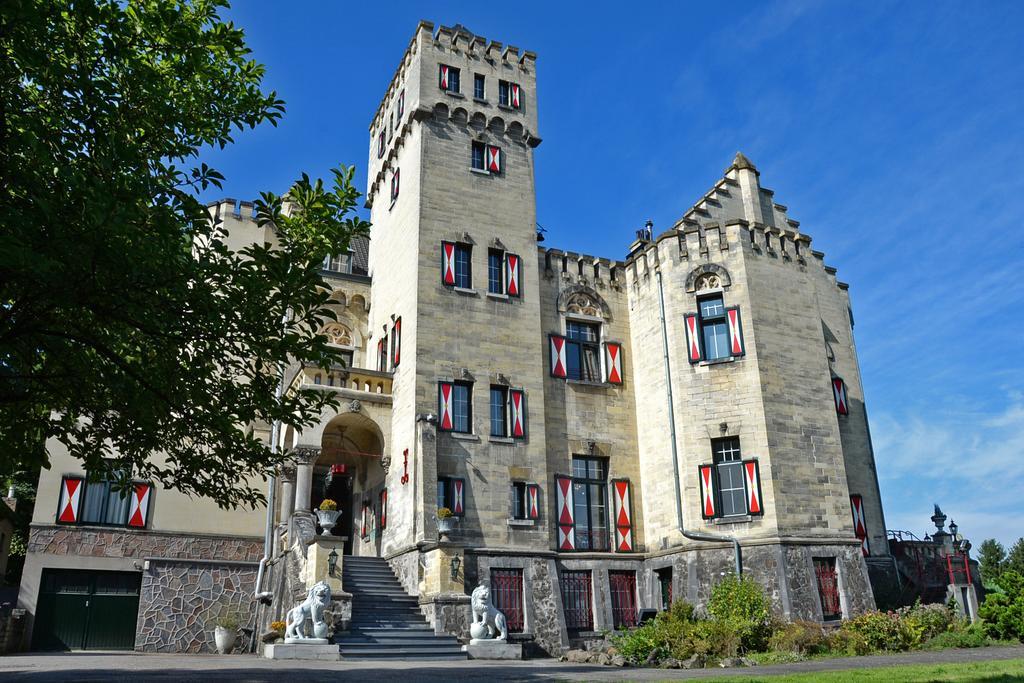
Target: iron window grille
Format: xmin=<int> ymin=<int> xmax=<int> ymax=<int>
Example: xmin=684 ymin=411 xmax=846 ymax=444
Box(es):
xmin=609 ymin=570 xmax=639 ymax=629
xmin=570 ymin=456 xmax=609 ymax=551
xmin=490 ymin=569 xmax=525 ymax=632
xmin=560 ymin=570 xmax=594 ymax=631
xmin=814 ymin=557 xmax=842 ymax=620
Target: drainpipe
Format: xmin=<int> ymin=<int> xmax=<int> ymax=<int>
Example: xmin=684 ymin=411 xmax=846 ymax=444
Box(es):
xmin=656 ymin=268 xmax=742 ymax=576
xmin=253 ymin=320 xmax=289 ymax=603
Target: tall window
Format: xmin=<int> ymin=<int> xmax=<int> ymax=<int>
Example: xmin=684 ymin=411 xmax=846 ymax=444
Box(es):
xmin=80 ymin=473 xmax=131 ymax=525
xmin=440 ymin=64 xmax=460 ymax=93
xmin=510 ymin=482 xmax=527 ymax=519
xmin=474 ymin=73 xmax=485 ymax=99
xmin=565 ymin=321 xmax=601 ymax=381
xmin=498 ymin=80 xmax=510 ymax=106
xmin=713 ymin=437 xmax=745 ymax=517
xmin=454 ymin=244 xmax=472 ymax=289
xmin=377 ymin=335 xmax=388 ymax=372
xmin=322 ymin=252 xmax=352 ymax=274
xmin=699 ymin=295 xmax=730 ymax=361
xmin=490 ymin=385 xmax=508 ymax=437
xmin=814 ymin=558 xmax=842 ymax=620
xmin=450 ymin=381 xmax=472 ymax=433
xmin=571 ymin=456 xmax=608 ymax=551
xmin=471 ymin=141 xmax=486 ymax=171
xmin=488 ymin=250 xmax=504 ymax=294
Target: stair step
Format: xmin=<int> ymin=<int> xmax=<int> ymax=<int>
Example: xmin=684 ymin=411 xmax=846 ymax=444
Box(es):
xmin=339 ymin=638 xmax=460 ymax=648
xmin=340 ymin=647 xmax=467 ymax=659
xmin=338 ymin=634 xmax=459 ymax=644
xmin=348 ymin=625 xmax=432 ymax=633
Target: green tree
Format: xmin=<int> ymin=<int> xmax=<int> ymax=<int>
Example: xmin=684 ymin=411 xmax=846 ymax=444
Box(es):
xmin=0 ymin=0 xmax=368 ymax=508
xmin=1006 ymin=538 xmax=1024 ymax=577
xmin=978 ymin=538 xmax=1007 ymax=584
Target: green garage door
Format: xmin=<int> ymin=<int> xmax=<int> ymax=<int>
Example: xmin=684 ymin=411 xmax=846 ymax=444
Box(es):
xmin=33 ymin=569 xmax=141 ymax=650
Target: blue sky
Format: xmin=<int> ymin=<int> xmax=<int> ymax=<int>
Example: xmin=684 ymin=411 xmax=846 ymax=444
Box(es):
xmin=201 ymin=1 xmax=1024 ymax=547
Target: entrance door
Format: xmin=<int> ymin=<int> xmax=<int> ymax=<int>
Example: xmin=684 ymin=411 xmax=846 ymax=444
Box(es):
xmin=33 ymin=569 xmax=141 ymax=650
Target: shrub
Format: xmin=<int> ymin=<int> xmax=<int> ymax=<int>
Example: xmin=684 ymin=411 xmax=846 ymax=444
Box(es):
xmin=682 ymin=619 xmax=741 ymax=659
xmin=318 ymin=499 xmax=338 ymax=511
xmin=838 ymin=611 xmax=919 ymax=651
xmin=707 ymin=574 xmax=774 ymax=652
xmin=978 ymin=570 xmax=1024 ymax=642
xmin=923 ymin=621 xmax=993 ymax=649
xmin=898 ymin=601 xmax=959 ymax=641
xmin=769 ymin=620 xmax=829 ymax=655
xmin=826 ymin=628 xmax=872 ymax=656
xmin=270 ymin=620 xmax=286 ymax=634
xmin=612 ymin=600 xmax=697 ymax=664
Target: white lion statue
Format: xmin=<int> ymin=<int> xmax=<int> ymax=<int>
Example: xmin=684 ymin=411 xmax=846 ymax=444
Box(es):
xmin=285 ymin=580 xmax=332 ymax=642
xmin=470 ymin=584 xmax=508 ymax=641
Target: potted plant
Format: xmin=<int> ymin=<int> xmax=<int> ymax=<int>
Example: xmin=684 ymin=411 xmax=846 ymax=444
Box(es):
xmin=316 ymin=498 xmax=341 ymax=533
xmin=436 ymin=507 xmax=454 ymax=537
xmin=214 ymin=612 xmax=239 ymax=654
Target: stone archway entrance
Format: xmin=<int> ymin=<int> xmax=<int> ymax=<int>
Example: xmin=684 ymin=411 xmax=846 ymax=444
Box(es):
xmin=312 ymin=412 xmax=386 ymax=556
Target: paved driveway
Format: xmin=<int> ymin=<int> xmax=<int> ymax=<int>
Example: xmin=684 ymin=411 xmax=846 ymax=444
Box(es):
xmin=1 ymin=645 xmax=1022 ymax=682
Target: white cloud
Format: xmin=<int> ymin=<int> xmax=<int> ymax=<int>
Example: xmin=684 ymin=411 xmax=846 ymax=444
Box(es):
xmin=873 ymin=393 xmax=1024 ymax=546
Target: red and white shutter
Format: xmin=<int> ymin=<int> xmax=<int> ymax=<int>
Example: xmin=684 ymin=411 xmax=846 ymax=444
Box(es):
xmin=397 ymin=89 xmax=405 ymax=118
xmin=127 ymin=482 xmax=152 ymax=528
xmin=438 ymin=381 xmax=454 ymax=431
xmin=391 ymin=168 xmax=400 ymax=202
xmin=452 ymin=478 xmax=465 ymax=516
xmin=726 ymin=307 xmax=744 ymax=356
xmin=850 ymin=494 xmax=869 ymax=556
xmin=833 ymin=377 xmax=849 ymax=415
xmin=379 ymin=488 xmax=388 ymax=530
xmin=361 ymin=502 xmax=368 ymax=538
xmin=441 ymin=241 xmax=456 ymax=285
xmin=549 ymin=335 xmax=567 ymax=378
xmin=486 ymin=145 xmax=502 ymax=173
xmin=741 ymin=460 xmax=763 ymax=516
xmin=509 ymin=389 xmax=525 ymax=438
xmin=510 ymin=83 xmax=521 ymax=109
xmin=604 ymin=342 xmax=623 ymax=384
xmin=439 ymin=64 xmax=449 ymax=90
xmin=526 ymin=483 xmax=540 ymax=519
xmin=504 ymin=253 xmax=520 ymax=296
xmin=377 ymin=132 xmax=384 ymax=158
xmin=392 ymin=317 xmax=401 ymax=367
xmin=377 ymin=338 xmax=385 ymax=372
xmin=57 ymin=476 xmax=84 ymax=524
xmin=698 ymin=464 xmax=718 ymax=519
xmin=555 ymin=474 xmax=575 ymax=550
xmin=612 ymin=479 xmax=634 ymax=552
xmin=684 ymin=314 xmax=703 ymax=363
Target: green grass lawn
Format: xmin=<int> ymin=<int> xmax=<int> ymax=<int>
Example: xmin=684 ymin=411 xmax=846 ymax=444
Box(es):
xmin=707 ymin=658 xmax=1024 ymax=682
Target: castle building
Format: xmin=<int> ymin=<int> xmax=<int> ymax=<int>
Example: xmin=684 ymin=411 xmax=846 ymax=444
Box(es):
xmin=18 ymin=21 xmax=891 ymax=655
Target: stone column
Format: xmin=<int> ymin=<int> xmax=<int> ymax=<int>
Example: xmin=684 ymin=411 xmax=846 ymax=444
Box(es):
xmin=292 ymin=447 xmax=321 ymax=514
xmin=278 ymin=463 xmax=297 ymax=523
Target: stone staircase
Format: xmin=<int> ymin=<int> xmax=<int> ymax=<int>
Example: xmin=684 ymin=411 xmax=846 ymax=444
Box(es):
xmin=335 ymin=555 xmax=467 ymax=660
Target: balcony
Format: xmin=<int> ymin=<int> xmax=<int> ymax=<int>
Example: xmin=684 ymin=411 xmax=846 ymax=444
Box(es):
xmin=291 ymin=364 xmax=392 ymax=404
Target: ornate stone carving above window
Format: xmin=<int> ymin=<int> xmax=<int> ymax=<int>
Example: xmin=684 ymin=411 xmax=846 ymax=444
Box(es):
xmin=694 ymin=273 xmax=722 ymax=291
xmin=323 ymin=323 xmax=353 ymax=347
xmin=556 ymin=284 xmax=612 ymax=320
xmin=566 ymin=293 xmax=602 ymax=317
xmin=684 ymin=263 xmax=732 ymax=293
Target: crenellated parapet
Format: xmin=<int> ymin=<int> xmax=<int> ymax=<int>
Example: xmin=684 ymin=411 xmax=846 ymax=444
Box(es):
xmin=538 ymin=247 xmax=627 ymax=293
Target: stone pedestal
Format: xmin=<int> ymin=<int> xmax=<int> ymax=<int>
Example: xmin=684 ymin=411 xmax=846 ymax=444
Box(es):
xmin=264 ymin=642 xmax=339 ymax=660
xmin=465 ymin=640 xmax=523 ymax=660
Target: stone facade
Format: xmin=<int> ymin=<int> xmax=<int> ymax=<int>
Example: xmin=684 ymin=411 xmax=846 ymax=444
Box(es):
xmin=19 ymin=20 xmax=892 ymax=657
xmin=136 ymin=559 xmax=258 ymax=653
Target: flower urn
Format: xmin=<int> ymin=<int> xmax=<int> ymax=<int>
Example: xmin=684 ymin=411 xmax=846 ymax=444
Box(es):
xmin=214 ymin=625 xmax=236 ymax=654
xmin=315 ymin=509 xmax=341 ymax=533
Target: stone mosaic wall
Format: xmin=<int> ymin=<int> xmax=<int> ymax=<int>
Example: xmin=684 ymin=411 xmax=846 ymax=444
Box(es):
xmin=136 ymin=559 xmax=258 ymax=653
xmin=28 ymin=524 xmax=263 ymax=562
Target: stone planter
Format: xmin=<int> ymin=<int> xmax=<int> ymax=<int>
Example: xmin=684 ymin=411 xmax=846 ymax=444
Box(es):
xmin=315 ymin=509 xmax=341 ymax=533
xmin=214 ymin=625 xmax=237 ymax=654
